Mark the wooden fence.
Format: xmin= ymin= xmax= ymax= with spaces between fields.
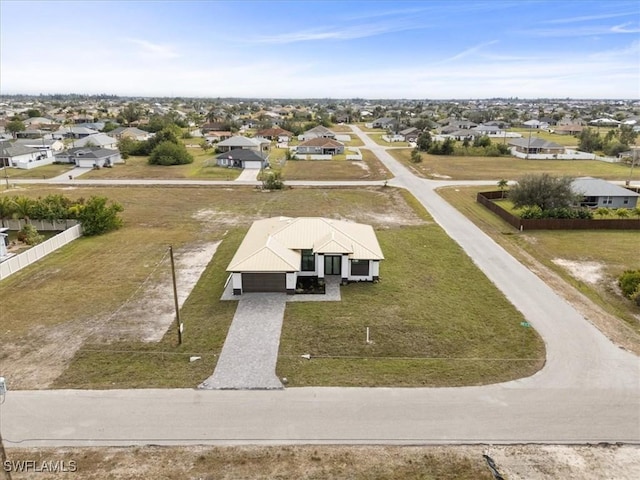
xmin=477 ymin=191 xmax=640 ymax=231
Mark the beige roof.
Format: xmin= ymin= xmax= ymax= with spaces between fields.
xmin=227 ymin=217 xmax=384 ymax=273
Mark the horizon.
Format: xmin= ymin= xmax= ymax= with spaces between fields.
xmin=1 ymin=0 xmax=639 ymax=100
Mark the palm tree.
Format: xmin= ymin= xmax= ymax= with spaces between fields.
xmin=11 ymin=196 xmax=35 ymax=228
xmin=0 ymin=196 xmax=15 ymax=228
xmin=497 ymin=179 xmax=508 ymax=198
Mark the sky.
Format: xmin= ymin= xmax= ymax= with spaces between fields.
xmin=1 ymin=0 xmax=639 ymax=99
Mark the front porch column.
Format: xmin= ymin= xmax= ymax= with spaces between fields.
xmin=286 ymin=272 xmax=296 ymax=295
xmin=232 ymin=272 xmax=242 ymax=295
xmin=341 ymin=254 xmax=349 ymax=285
xmin=372 ymin=260 xmax=380 ymax=281
xmin=317 ymin=254 xmax=324 ymax=278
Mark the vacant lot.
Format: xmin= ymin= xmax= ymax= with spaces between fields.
xmin=438 ymin=185 xmax=640 ymax=353
xmin=0 ymin=185 xmax=542 ymax=389
xmin=368 ymin=132 xmax=411 ymax=147
xmin=282 ymin=149 xmax=391 ymax=180
xmin=5 ymin=444 xmax=637 ymax=480
xmin=390 ymin=149 xmax=634 ymax=180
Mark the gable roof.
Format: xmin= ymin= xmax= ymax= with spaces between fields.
xmin=571 ymin=177 xmax=640 ymax=198
xmin=216 ymin=149 xmax=265 ymax=162
xmin=227 ymin=217 xmax=384 ymax=273
xmin=298 ymin=137 xmax=343 ymax=148
xmin=74 ymin=133 xmax=117 ymax=147
xmin=0 ymin=141 xmax=39 ymax=157
xmin=303 ymin=125 xmax=335 ymax=136
xmin=508 ymin=137 xmax=564 ymax=149
xmin=256 ymin=127 xmax=293 ymax=137
xmin=218 ymin=136 xmax=268 ymax=147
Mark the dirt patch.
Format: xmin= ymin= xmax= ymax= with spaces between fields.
xmin=1 ymin=242 xmax=220 ymax=389
xmin=4 ymin=444 xmax=637 ymax=480
xmin=552 ymin=259 xmax=604 ymax=285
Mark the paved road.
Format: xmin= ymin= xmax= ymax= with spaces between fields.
xmin=2 ymin=128 xmax=638 ymax=446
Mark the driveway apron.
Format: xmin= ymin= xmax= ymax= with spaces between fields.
xmin=200 ymin=293 xmax=286 ymax=390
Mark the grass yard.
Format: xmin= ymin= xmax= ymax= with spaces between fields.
xmin=3 ymin=164 xmax=74 ymax=179
xmin=509 ymin=128 xmax=580 ymax=147
xmin=80 ymin=144 xmax=241 ymax=180
xmin=389 ymin=148 xmax=635 ymax=181
xmin=1 ymin=186 xmax=543 ymax=389
xmin=280 ymin=148 xmax=391 ymax=181
xmin=368 ymin=132 xmax=411 ymax=147
xmin=342 ymin=134 xmax=365 ymax=147
xmin=437 ymin=186 xmax=640 ymax=349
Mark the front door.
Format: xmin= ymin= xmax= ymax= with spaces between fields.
xmin=324 ymin=255 xmax=341 ymax=275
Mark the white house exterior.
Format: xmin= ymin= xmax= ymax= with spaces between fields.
xmin=227 ymin=217 xmax=384 ymax=295
xmin=0 ymin=142 xmax=54 ymax=169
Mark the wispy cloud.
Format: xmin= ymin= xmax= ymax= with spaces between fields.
xmin=252 ymin=21 xmax=423 ymax=44
xmin=544 ymin=11 xmax=637 ymax=24
xmin=125 ymin=38 xmax=180 ymax=59
xmin=439 ymin=40 xmax=499 ymax=63
xmin=520 ymin=22 xmax=640 ymax=37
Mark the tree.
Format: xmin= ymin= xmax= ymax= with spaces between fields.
xmin=11 ymin=196 xmax=35 ymax=222
xmin=6 ymin=119 xmax=26 ymax=138
xmin=497 ymin=179 xmax=508 ymax=198
xmin=26 ymin=109 xmax=42 ymax=118
xmin=121 ymin=103 xmax=142 ymax=125
xmin=440 ymin=137 xmax=455 ymax=155
xmin=509 ymin=173 xmax=579 ymax=211
xmin=0 ymin=196 xmax=15 ymax=227
xmin=416 ymin=132 xmax=432 ymax=152
xmin=618 ymin=124 xmax=638 ymax=147
xmin=410 ymin=148 xmax=422 ymax=163
xmin=148 ymin=141 xmax=194 ymax=166
xmin=578 ymin=127 xmax=603 ymax=153
xmin=117 ymin=137 xmax=139 ymax=159
xmin=76 ymin=196 xmax=124 ymax=236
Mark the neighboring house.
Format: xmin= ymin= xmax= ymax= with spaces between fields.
xmin=201 ymin=122 xmax=227 ymax=133
xmin=56 ymin=146 xmax=122 ymax=168
xmin=371 ymin=117 xmax=395 ymax=129
xmin=73 ymin=133 xmax=118 ymax=150
xmin=553 ymin=125 xmax=584 ymax=135
xmin=508 ymin=137 xmax=565 ymax=155
xmin=216 ymin=149 xmax=268 ymax=169
xmin=0 ymin=228 xmax=8 ymax=258
xmin=205 ymin=131 xmax=233 ymax=143
xmin=52 ymin=126 xmax=98 ymax=139
xmin=522 ymin=119 xmax=550 ymax=130
xmin=572 ymin=177 xmax=639 ymax=209
xmin=472 ymin=124 xmax=504 ymax=136
xmin=296 ymin=138 xmax=345 ymax=155
xmin=299 ymin=125 xmax=336 ymax=141
xmin=256 ymin=127 xmax=293 ymax=142
xmin=0 ymin=141 xmax=53 ymax=169
xmin=107 ymin=127 xmax=151 ymax=141
xmin=13 ymin=138 xmax=65 ymax=153
xmin=226 ymin=217 xmax=384 ymax=294
xmin=399 ymin=127 xmax=420 ymax=142
xmin=448 ymin=119 xmax=477 ymax=130
xmin=589 ymin=118 xmax=621 ymax=126
xmin=23 ymin=117 xmax=58 ymax=130
xmin=217 ymin=136 xmax=270 ymax=156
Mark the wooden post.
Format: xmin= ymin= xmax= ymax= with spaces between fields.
xmin=169 ymin=246 xmax=182 ymax=345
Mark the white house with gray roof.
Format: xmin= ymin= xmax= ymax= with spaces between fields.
xmin=227 ymin=217 xmax=384 ymax=295
xmin=572 ymin=177 xmax=639 ymax=209
xmin=0 ymin=141 xmax=54 ymax=169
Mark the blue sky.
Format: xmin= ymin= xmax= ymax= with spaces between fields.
xmin=1 ymin=0 xmax=639 ymax=99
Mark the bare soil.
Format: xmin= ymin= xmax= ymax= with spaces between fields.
xmin=4 ymin=444 xmax=637 ymax=479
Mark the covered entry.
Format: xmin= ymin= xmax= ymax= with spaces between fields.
xmin=242 ymin=273 xmax=286 ymax=292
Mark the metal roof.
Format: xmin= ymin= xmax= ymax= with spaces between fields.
xmin=227 ymin=217 xmax=384 ymax=273
xmin=571 ymin=177 xmax=640 ymax=198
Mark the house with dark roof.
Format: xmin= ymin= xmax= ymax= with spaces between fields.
xmin=296 ymin=138 xmax=345 ymax=156
xmin=0 ymin=141 xmax=53 ymax=169
xmin=56 ymin=147 xmax=122 ymax=168
xmin=572 ymin=177 xmax=639 ymax=209
xmin=508 ymin=137 xmax=565 ymax=155
xmin=371 ymin=117 xmax=395 ymax=129
xmin=216 ymin=149 xmax=268 ymax=169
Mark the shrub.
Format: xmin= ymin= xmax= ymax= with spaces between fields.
xmin=262 ymin=170 xmax=284 ymax=190
xmin=148 ymin=141 xmax=194 ymax=166
xmin=519 ymin=205 xmax=543 ymax=219
xmin=17 ymin=224 xmax=44 ymax=245
xmin=618 ymin=270 xmax=640 ymax=298
xmin=615 ymin=208 xmax=630 ymax=218
xmin=410 ymin=148 xmax=422 ymax=163
xmin=76 ymin=196 xmax=124 ymax=236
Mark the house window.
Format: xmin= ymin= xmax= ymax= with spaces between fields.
xmin=301 ymin=249 xmax=315 ymax=271
xmin=351 ymin=259 xmax=369 ymax=276
xmin=623 ymin=197 xmax=629 ymax=205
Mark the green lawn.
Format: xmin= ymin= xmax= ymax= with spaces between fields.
xmin=509 ymin=129 xmax=580 ymax=147
xmin=389 ymin=149 xmax=635 ymax=181
xmin=2 ymin=186 xmax=543 ymax=388
xmin=3 ymin=164 xmax=74 ymax=179
xmin=437 ymin=185 xmax=640 ymax=347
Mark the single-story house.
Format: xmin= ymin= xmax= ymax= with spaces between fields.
xmin=522 ymin=119 xmax=550 ymax=130
xmin=371 ymin=117 xmax=395 ymax=129
xmin=256 ymin=127 xmax=293 ymax=142
xmin=204 ymin=131 xmax=233 ymax=143
xmin=52 ymin=126 xmax=98 ymax=139
xmin=572 ymin=177 xmax=639 ymax=209
xmin=56 ymin=147 xmax=122 ymax=168
xmin=216 ymin=149 xmax=268 ymax=169
xmin=73 ymin=133 xmax=118 ymax=150
xmin=13 ymin=138 xmax=65 ymax=153
xmin=0 ymin=141 xmax=53 ymax=169
xmin=296 ymin=137 xmax=345 ymax=155
xmin=227 ymin=217 xmax=384 ymax=294
xmin=508 ymin=137 xmax=565 ymax=155
xmin=298 ymin=125 xmax=336 ymax=141
xmin=217 ymin=136 xmax=270 ymax=156
xmin=472 ymin=124 xmax=504 ymax=136
xmin=553 ymin=125 xmax=584 ymax=136
xmin=399 ymin=127 xmax=420 ymax=142
xmin=107 ymin=127 xmax=151 ymax=141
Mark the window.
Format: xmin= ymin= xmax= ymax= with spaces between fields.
xmin=623 ymin=197 xmax=629 ymax=205
xmin=351 ymin=259 xmax=369 ymax=276
xmin=301 ymin=249 xmax=315 ymax=271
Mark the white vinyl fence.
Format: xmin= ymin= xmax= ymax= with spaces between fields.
xmin=0 ymin=224 xmax=82 ymax=280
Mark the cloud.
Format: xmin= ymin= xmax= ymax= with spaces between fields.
xmin=521 ymin=22 xmax=640 ymax=37
xmin=544 ymin=11 xmax=638 ymax=24
xmin=252 ymin=21 xmax=423 ymax=44
xmin=125 ymin=38 xmax=180 ymax=59
xmin=439 ymin=40 xmax=499 ymax=63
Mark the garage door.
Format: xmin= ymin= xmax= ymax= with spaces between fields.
xmin=243 ymin=160 xmax=263 ymax=169
xmin=242 ymin=273 xmax=286 ymax=292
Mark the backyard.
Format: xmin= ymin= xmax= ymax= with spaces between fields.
xmin=0 ymin=185 xmax=542 ymax=389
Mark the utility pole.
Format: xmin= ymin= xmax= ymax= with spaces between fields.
xmin=169 ymin=246 xmax=183 ymax=345
xmin=627 ymin=148 xmax=637 ymax=187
